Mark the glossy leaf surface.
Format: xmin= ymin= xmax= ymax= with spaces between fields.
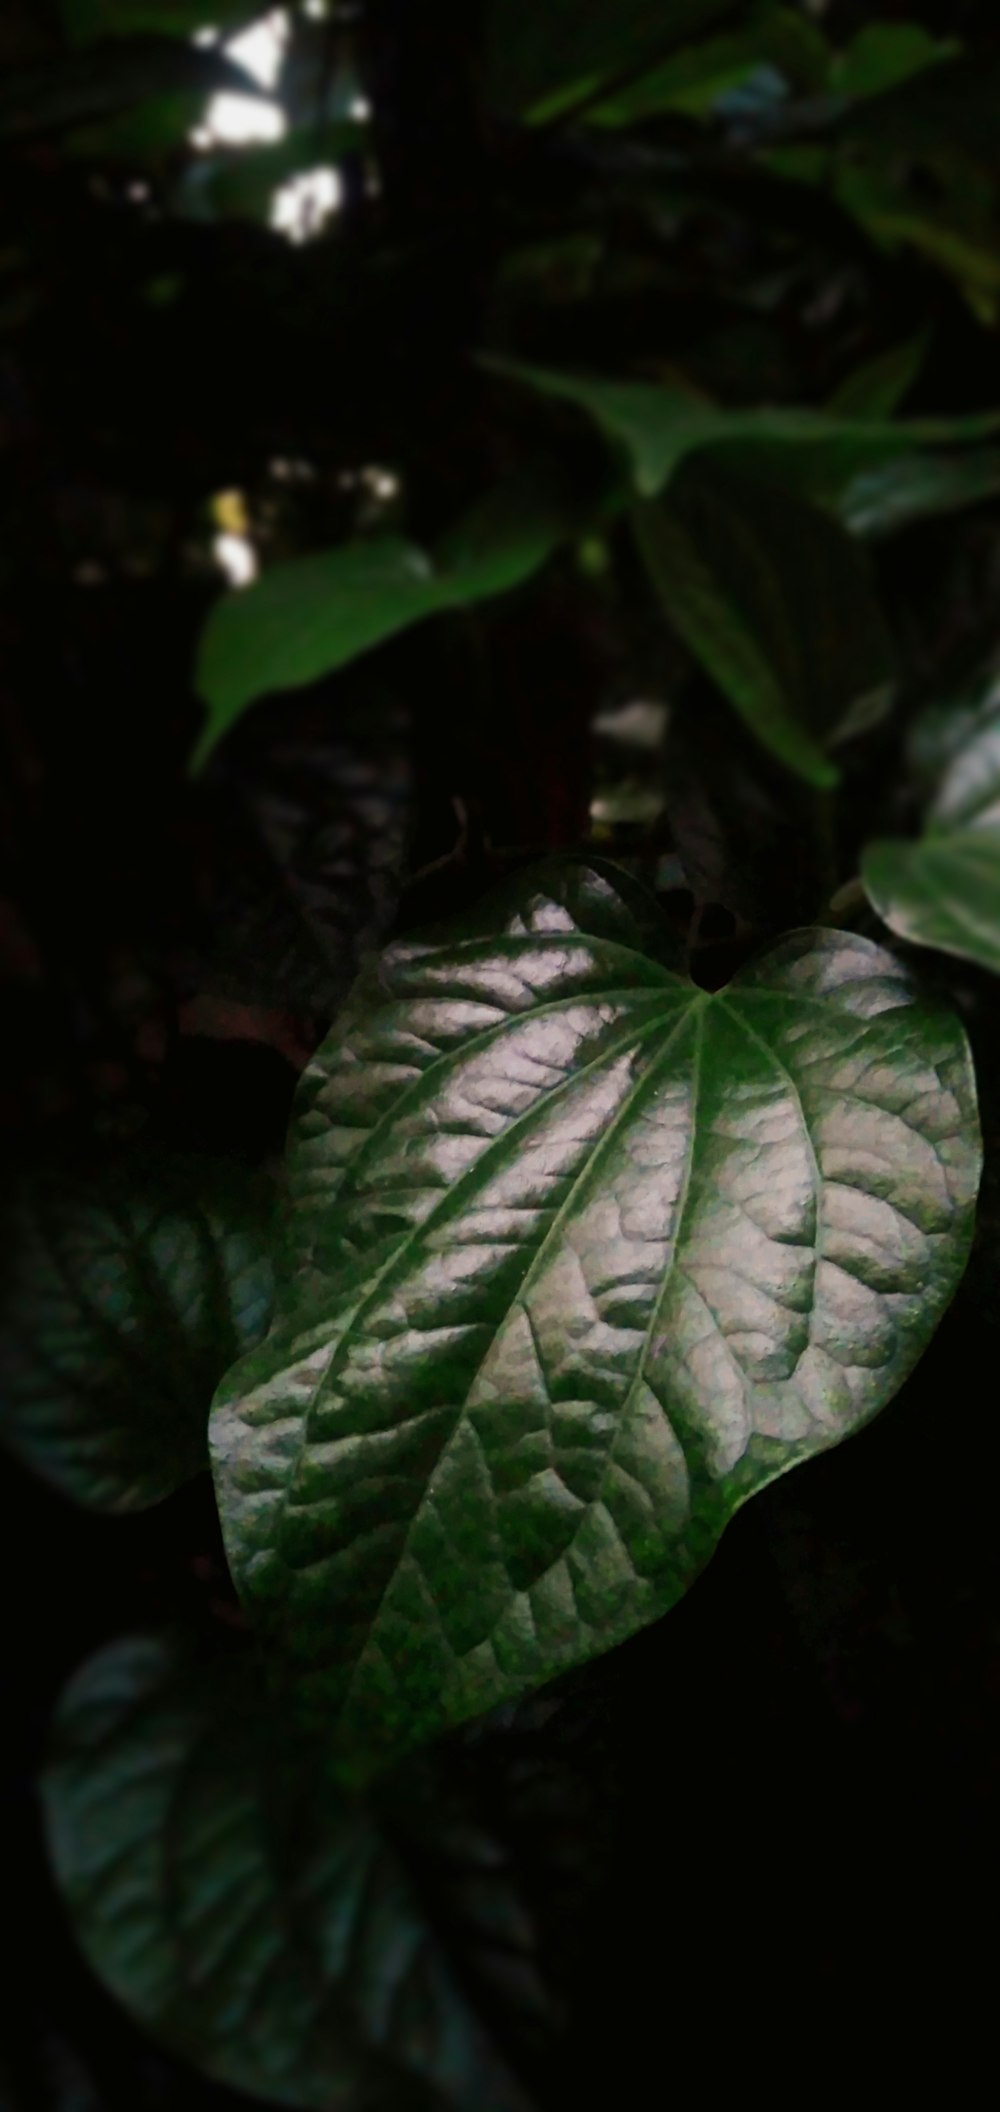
xmin=863 ymin=686 xmax=1000 ymax=975
xmin=43 ymin=1635 xmax=531 ymax=2112
xmin=0 ymin=1155 xmax=274 ymax=1511
xmin=211 ymin=863 xmax=980 ymax=1779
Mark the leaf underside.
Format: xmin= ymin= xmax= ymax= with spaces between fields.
xmin=210 ymin=861 xmax=980 ymax=1780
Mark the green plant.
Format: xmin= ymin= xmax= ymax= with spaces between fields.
xmin=3 ymin=1 xmax=1000 ymax=2105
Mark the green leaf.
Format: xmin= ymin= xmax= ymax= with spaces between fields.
xmin=633 ymin=461 xmax=893 ymax=785
xmin=826 ymin=333 xmax=929 ymax=420
xmin=61 ymin=1 xmax=257 ymax=39
xmin=0 ymin=38 xmax=264 ymax=141
xmin=837 ymin=449 xmax=1000 ymax=538
xmin=194 ymin=477 xmax=567 ymax=768
xmin=210 ymin=860 xmax=980 ymax=1781
xmin=483 ymin=356 xmax=1000 ymax=500
xmin=582 ymin=5 xmax=829 ymax=126
xmin=863 ymin=683 xmax=1000 ymax=975
xmin=43 ymin=1634 xmax=532 ymax=2112
xmin=831 ymin=24 xmax=960 ymax=104
xmin=484 ymin=0 xmax=736 ymax=123
xmin=0 ymin=1155 xmax=274 ymax=1512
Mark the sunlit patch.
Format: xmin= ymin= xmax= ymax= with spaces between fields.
xmin=192 ymin=10 xmax=290 ymax=149
xmin=213 ymin=532 xmax=259 ymax=587
xmin=269 ymin=166 xmax=343 ymax=243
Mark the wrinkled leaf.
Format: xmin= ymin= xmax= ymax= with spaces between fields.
xmin=210 ymin=860 xmax=980 ymax=1781
xmin=0 ymin=38 xmax=263 ymax=141
xmin=484 ymin=356 xmax=1000 ymax=500
xmin=863 ymin=682 xmax=1000 ymax=975
xmin=0 ymin=1154 xmax=274 ymax=1511
xmin=43 ymin=1634 xmax=532 ymax=2112
xmin=195 ymin=477 xmax=567 ymax=766
xmin=633 ymin=460 xmax=893 ymax=784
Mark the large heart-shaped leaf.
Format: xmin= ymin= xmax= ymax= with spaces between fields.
xmin=43 ymin=1634 xmax=533 ymax=2112
xmin=863 ymin=683 xmax=1000 ymax=975
xmin=0 ymin=1154 xmax=274 ymax=1511
xmin=194 ymin=476 xmax=567 ymax=768
xmin=633 ymin=460 xmax=893 ymax=786
xmin=485 ymin=357 xmax=1000 ymax=501
xmin=210 ymin=861 xmax=980 ymax=1781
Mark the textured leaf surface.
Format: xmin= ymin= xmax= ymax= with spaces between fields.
xmin=194 ymin=479 xmax=565 ymax=766
xmin=863 ymin=686 xmax=1000 ymax=975
xmin=633 ymin=462 xmax=892 ymax=784
xmin=210 ymin=862 xmax=980 ymax=1779
xmin=43 ymin=1635 xmax=531 ymax=2112
xmin=486 ymin=357 xmax=1000 ymax=500
xmin=0 ymin=1156 xmax=274 ymax=1511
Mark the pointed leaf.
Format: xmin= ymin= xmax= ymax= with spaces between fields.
xmin=863 ymin=683 xmax=1000 ymax=975
xmin=194 ymin=479 xmax=567 ymax=767
xmin=484 ymin=356 xmax=1000 ymax=500
xmin=210 ymin=862 xmax=980 ymax=1781
xmin=0 ymin=1155 xmax=274 ymax=1511
xmin=633 ymin=461 xmax=893 ymax=784
xmin=43 ymin=1635 xmax=532 ymax=2112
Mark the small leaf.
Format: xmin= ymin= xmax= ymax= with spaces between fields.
xmin=0 ymin=38 xmax=264 ymax=141
xmin=831 ymin=23 xmax=959 ymax=103
xmin=633 ymin=461 xmax=893 ymax=784
xmin=194 ymin=477 xmax=567 ymax=767
xmin=210 ymin=861 xmax=980 ymax=1781
xmin=827 ymin=333 xmax=929 ymax=420
xmin=43 ymin=1634 xmax=532 ymax=2112
xmin=837 ymin=450 xmax=1000 ymax=539
xmin=484 ymin=355 xmax=1000 ymax=500
xmin=484 ymin=0 xmax=735 ymax=123
xmin=0 ymin=1154 xmax=274 ymax=1512
xmin=863 ymin=682 xmax=1000 ymax=975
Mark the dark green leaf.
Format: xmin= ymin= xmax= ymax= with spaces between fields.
xmin=826 ymin=333 xmax=928 ymax=420
xmin=582 ymin=5 xmax=829 ymax=126
xmin=484 ymin=0 xmax=736 ymax=124
xmin=483 ymin=356 xmax=1000 ymax=500
xmin=633 ymin=461 xmax=893 ymax=784
xmin=863 ymin=683 xmax=1000 ymax=974
xmin=210 ymin=861 xmax=980 ymax=1781
xmin=43 ymin=1634 xmax=532 ymax=2112
xmin=0 ymin=1155 xmax=274 ymax=1512
xmin=0 ymin=38 xmax=264 ymax=141
xmin=837 ymin=450 xmax=1000 ymax=538
xmin=831 ymin=24 xmax=959 ymax=104
xmin=61 ymin=1 xmax=257 ymax=40
xmin=194 ymin=478 xmax=568 ymax=768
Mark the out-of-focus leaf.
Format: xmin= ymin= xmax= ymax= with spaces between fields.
xmin=837 ymin=450 xmax=1000 ymax=539
xmin=44 ymin=1634 xmax=534 ymax=2112
xmin=484 ymin=356 xmax=1000 ymax=500
xmin=0 ymin=1154 xmax=274 ymax=1512
xmin=195 ymin=476 xmax=568 ymax=766
xmin=863 ymin=681 xmax=1000 ymax=976
xmin=827 ymin=333 xmax=928 ymax=420
xmin=204 ymin=700 xmax=412 ymax=1014
xmin=633 ymin=460 xmax=892 ymax=785
xmin=831 ymin=24 xmax=959 ymax=104
xmin=0 ymin=38 xmax=265 ymax=140
xmin=61 ymin=1 xmax=256 ymax=39
xmin=834 ymin=164 xmax=1000 ymax=325
xmin=583 ymin=4 xmax=829 ymax=125
xmin=485 ymin=0 xmax=736 ymax=123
